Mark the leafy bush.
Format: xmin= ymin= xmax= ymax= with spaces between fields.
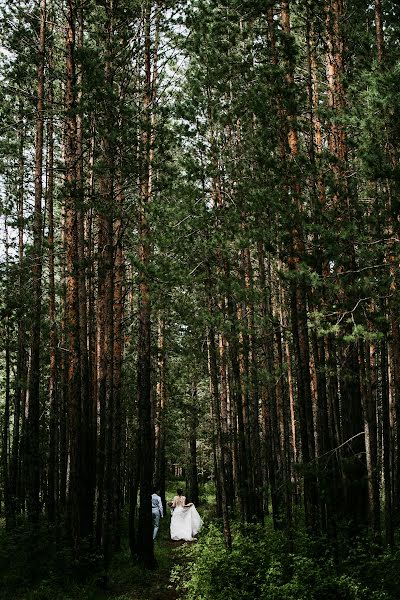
xmin=172 ymin=524 xmax=275 ymax=600
xmin=172 ymin=523 xmax=395 ymax=600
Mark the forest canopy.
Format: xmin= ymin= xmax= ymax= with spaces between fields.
xmin=1 ymin=0 xmax=400 ymax=598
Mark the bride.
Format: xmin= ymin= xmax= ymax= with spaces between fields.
xmin=169 ymin=488 xmax=203 ymax=541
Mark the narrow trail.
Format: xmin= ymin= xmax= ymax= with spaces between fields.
xmin=107 ymin=524 xmax=191 ymax=600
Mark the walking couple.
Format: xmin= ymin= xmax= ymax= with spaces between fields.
xmin=152 ymin=487 xmax=203 ymax=542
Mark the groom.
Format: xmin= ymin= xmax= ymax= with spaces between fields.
xmin=151 ymin=488 xmax=164 ymax=540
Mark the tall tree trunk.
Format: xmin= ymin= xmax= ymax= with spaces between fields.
xmin=325 ymin=0 xmax=368 ymax=530
xmin=226 ymin=277 xmax=250 ymax=522
xmin=381 ymin=336 xmax=394 ymax=546
xmin=154 ymin=316 xmax=167 ymax=511
xmin=242 ymin=244 xmax=263 ymax=522
xmin=65 ymin=0 xmax=82 ymax=548
xmin=136 ymin=1 xmax=155 ymax=567
xmin=47 ymin=45 xmax=59 ymax=524
xmin=26 ymin=0 xmax=46 ymax=524
xmin=374 ymin=0 xmax=400 ymax=527
xmin=218 ymin=330 xmax=233 ymax=514
xmin=257 ymin=242 xmax=284 ymax=528
xmin=207 ymin=291 xmax=232 ymax=548
xmin=281 ymin=0 xmax=318 ymax=531
xmin=96 ymin=8 xmax=117 ymax=567
xmin=75 ymin=3 xmax=94 ymax=543
xmin=10 ymin=103 xmax=27 ymax=524
xmin=113 ymin=177 xmax=125 ymax=550
xmin=360 ymin=340 xmax=380 ymax=539
xmin=3 ymin=217 xmax=11 ymax=530
xmin=188 ymin=381 xmax=199 ymax=507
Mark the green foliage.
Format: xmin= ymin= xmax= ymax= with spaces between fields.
xmin=0 ymin=522 xmax=104 ymax=600
xmin=172 ymin=523 xmax=399 ymax=600
xmin=0 ymin=514 xmax=179 ymax=600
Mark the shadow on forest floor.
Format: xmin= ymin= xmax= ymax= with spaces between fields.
xmin=106 ymin=521 xmax=191 ymax=600
xmin=0 ymin=516 xmax=194 ymax=600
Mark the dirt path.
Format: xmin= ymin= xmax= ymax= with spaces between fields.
xmin=106 ymin=527 xmax=191 ymax=600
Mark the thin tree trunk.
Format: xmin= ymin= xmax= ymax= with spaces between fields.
xmin=136 ymin=1 xmax=155 ymax=567
xmin=65 ymin=0 xmax=82 ymax=548
xmin=207 ymin=294 xmax=232 ymax=548
xmin=188 ymin=381 xmax=199 ymax=507
xmin=47 ymin=46 xmax=59 ymax=524
xmin=325 ymin=0 xmax=368 ymax=530
xmin=75 ymin=4 xmax=94 ymax=543
xmin=226 ymin=279 xmax=250 ymax=522
xmin=381 ymin=336 xmax=394 ymax=546
xmin=257 ymin=242 xmax=284 ymax=529
xmin=113 ymin=177 xmax=125 ymax=550
xmin=154 ymin=316 xmax=167 ymax=511
xmin=10 ymin=103 xmax=27 ymax=524
xmin=3 ymin=217 xmax=11 ymax=530
xmin=218 ymin=330 xmax=233 ymax=513
xmin=281 ymin=0 xmax=318 ymax=531
xmin=26 ymin=0 xmax=46 ymax=524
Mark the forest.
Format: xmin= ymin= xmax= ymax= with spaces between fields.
xmin=1 ymin=0 xmax=400 ymax=599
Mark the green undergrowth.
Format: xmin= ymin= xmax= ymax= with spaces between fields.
xmin=171 ymin=522 xmax=400 ymax=600
xmin=0 ymin=516 xmax=177 ymax=600
xmin=0 ymin=482 xmax=213 ymax=600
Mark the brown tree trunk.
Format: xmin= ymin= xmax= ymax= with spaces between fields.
xmin=325 ymin=0 xmax=368 ymax=530
xmin=381 ymin=336 xmax=394 ymax=546
xmin=242 ymin=244 xmax=263 ymax=522
xmin=154 ymin=316 xmax=167 ymax=511
xmin=226 ymin=275 xmax=250 ymax=522
xmin=3 ymin=219 xmax=11 ymax=530
xmin=96 ymin=24 xmax=117 ymax=571
xmin=360 ymin=341 xmax=380 ymax=539
xmin=113 ymin=177 xmax=125 ymax=550
xmin=26 ymin=0 xmax=46 ymax=524
xmin=136 ymin=1 xmax=155 ymax=567
xmin=218 ymin=330 xmax=234 ymax=513
xmin=207 ymin=295 xmax=232 ymax=548
xmin=129 ymin=433 xmax=140 ymax=556
xmin=75 ymin=4 xmax=94 ymax=543
xmin=257 ymin=242 xmax=284 ymax=528
xmin=281 ymin=0 xmax=318 ymax=531
xmin=59 ymin=301 xmax=69 ymax=513
xmin=47 ymin=47 xmax=59 ymax=524
xmin=65 ymin=0 xmax=82 ymax=548
xmin=188 ymin=381 xmax=199 ymax=507
xmin=10 ymin=103 xmax=27 ymax=524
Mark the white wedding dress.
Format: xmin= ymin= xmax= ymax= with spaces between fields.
xmin=170 ymin=496 xmax=203 ymax=541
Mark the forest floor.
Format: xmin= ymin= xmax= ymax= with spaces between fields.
xmin=1 ymin=482 xmax=214 ymax=599
xmin=103 ymin=519 xmax=188 ymax=600
xmin=0 ymin=515 xmax=190 ymax=600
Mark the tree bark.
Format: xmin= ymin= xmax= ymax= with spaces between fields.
xmin=10 ymin=102 xmax=27 ymax=524
xmin=47 ymin=45 xmax=59 ymax=524
xmin=3 ymin=218 xmax=11 ymax=529
xmin=65 ymin=0 xmax=82 ymax=548
xmin=136 ymin=1 xmax=155 ymax=567
xmin=207 ymin=296 xmax=232 ymax=549
xmin=381 ymin=336 xmax=394 ymax=546
xmin=113 ymin=177 xmax=125 ymax=550
xmin=188 ymin=381 xmax=199 ymax=507
xmin=154 ymin=316 xmax=167 ymax=511
xmin=26 ymin=0 xmax=46 ymax=524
